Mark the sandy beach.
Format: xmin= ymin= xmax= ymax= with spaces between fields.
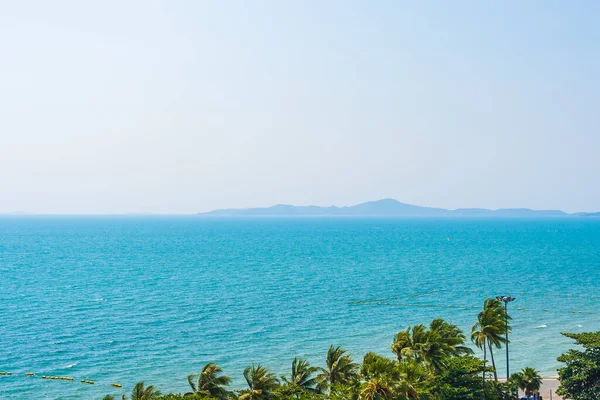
xmin=536 ymin=379 xmax=561 ymax=400
xmin=501 ymin=378 xmax=562 ymax=399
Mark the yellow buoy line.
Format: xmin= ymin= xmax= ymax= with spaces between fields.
xmin=0 ymin=372 xmax=122 ymax=388
xmin=43 ymin=376 xmax=75 ymax=381
xmin=347 ymin=301 xmax=594 ymax=314
xmin=349 ymin=289 xmax=600 ymax=305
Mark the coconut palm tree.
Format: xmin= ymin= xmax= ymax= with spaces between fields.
xmin=361 ymin=353 xmax=399 ymax=380
xmin=187 ymin=362 xmax=231 ymax=399
xmin=238 ymin=364 xmax=279 ymax=400
xmin=470 ymin=322 xmax=488 ymax=384
xmin=511 ymin=367 xmax=542 ymax=397
xmin=394 ymin=359 xmax=432 ymax=400
xmin=316 ymin=345 xmax=359 ymax=393
xmin=392 ymin=319 xmax=471 ymax=372
xmin=424 ymin=319 xmax=472 ymax=372
xmin=130 ymin=382 xmax=161 ymax=400
xmin=281 ymin=357 xmax=321 ymax=395
xmin=471 ymin=298 xmax=509 ymax=381
xmin=359 ymin=353 xmax=399 ymax=400
xmin=391 ymin=330 xmax=410 ymax=362
xmin=391 ymin=325 xmax=428 ymax=363
xmin=360 ymin=377 xmax=395 ymax=400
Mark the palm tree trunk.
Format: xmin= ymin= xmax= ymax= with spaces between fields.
xmin=482 ymin=342 xmax=487 ymax=386
xmin=487 ymin=340 xmax=498 ymax=381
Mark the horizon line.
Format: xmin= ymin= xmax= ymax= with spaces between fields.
xmin=2 ymin=198 xmax=599 ymax=216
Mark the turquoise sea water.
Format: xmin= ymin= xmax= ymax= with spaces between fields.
xmin=1 ymin=216 xmax=599 ymax=399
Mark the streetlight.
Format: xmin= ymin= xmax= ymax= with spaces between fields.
xmin=496 ymin=295 xmax=516 ymax=379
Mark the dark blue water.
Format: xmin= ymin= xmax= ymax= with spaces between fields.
xmin=1 ymin=217 xmax=599 ymax=399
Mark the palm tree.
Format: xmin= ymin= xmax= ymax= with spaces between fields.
xmin=238 ymin=364 xmax=279 ymax=400
xmin=187 ymin=362 xmax=231 ymax=399
xmin=281 ymin=357 xmax=321 ymax=395
xmin=130 ymin=382 xmax=161 ymax=400
xmin=359 ymin=353 xmax=399 ymax=400
xmin=360 ymin=378 xmax=395 ymax=400
xmin=471 ymin=298 xmax=510 ymax=381
xmin=361 ymin=353 xmax=399 ymax=380
xmin=317 ymin=345 xmax=359 ymax=392
xmin=424 ymin=319 xmax=472 ymax=372
xmin=470 ymin=322 xmax=488 ymax=384
xmin=391 ymin=325 xmax=428 ymax=363
xmin=392 ymin=319 xmax=471 ymax=372
xmin=391 ymin=330 xmax=409 ymax=362
xmin=394 ymin=360 xmax=432 ymax=400
xmin=511 ymin=367 xmax=542 ymax=397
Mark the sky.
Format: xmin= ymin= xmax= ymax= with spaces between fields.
xmin=1 ymin=1 xmax=599 ymax=214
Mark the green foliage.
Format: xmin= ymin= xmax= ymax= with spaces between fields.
xmin=187 ymin=363 xmax=232 ymax=399
xmin=391 ymin=319 xmax=471 ymax=372
xmin=562 ymin=331 xmax=600 ymax=348
xmin=329 ymin=381 xmax=360 ymax=400
xmin=280 ymin=357 xmax=321 ymax=395
xmin=556 ymin=331 xmax=600 ymax=400
xmin=484 ymin=381 xmax=515 ymax=400
xmin=432 ymin=355 xmax=512 ymax=400
xmin=131 ymin=382 xmax=162 ymax=400
xmin=271 ymin=386 xmax=324 ymax=400
xmin=238 ymin=364 xmax=280 ymax=399
xmin=316 ymin=345 xmax=359 ymax=392
xmin=158 ymin=394 xmax=212 ymax=400
xmin=431 ymin=355 xmax=487 ymax=400
xmin=359 ymin=352 xmax=401 ymax=399
xmin=393 ymin=359 xmax=433 ymax=399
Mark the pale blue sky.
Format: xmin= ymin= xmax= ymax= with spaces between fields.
xmin=1 ymin=1 xmax=599 ymax=213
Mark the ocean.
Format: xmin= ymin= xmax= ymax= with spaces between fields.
xmin=1 ymin=216 xmax=599 ymax=399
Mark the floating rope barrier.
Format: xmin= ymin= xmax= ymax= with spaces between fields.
xmin=0 ymin=372 xmax=120 ymax=389
xmin=41 ymin=376 xmax=75 ymax=381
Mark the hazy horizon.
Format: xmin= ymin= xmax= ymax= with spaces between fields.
xmin=2 ymin=1 xmax=599 ymax=214
xmin=2 ymin=197 xmax=599 ymax=215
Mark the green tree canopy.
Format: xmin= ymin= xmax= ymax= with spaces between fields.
xmin=557 ymin=331 xmax=600 ymax=400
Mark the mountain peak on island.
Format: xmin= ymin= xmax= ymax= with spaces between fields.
xmin=198 ymin=199 xmax=577 ymax=217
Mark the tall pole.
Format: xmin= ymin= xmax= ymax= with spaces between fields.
xmin=496 ymin=296 xmax=515 ymax=380
xmin=505 ymin=301 xmax=509 ymax=378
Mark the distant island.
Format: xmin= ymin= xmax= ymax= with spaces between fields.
xmin=198 ymin=199 xmax=599 ymax=218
